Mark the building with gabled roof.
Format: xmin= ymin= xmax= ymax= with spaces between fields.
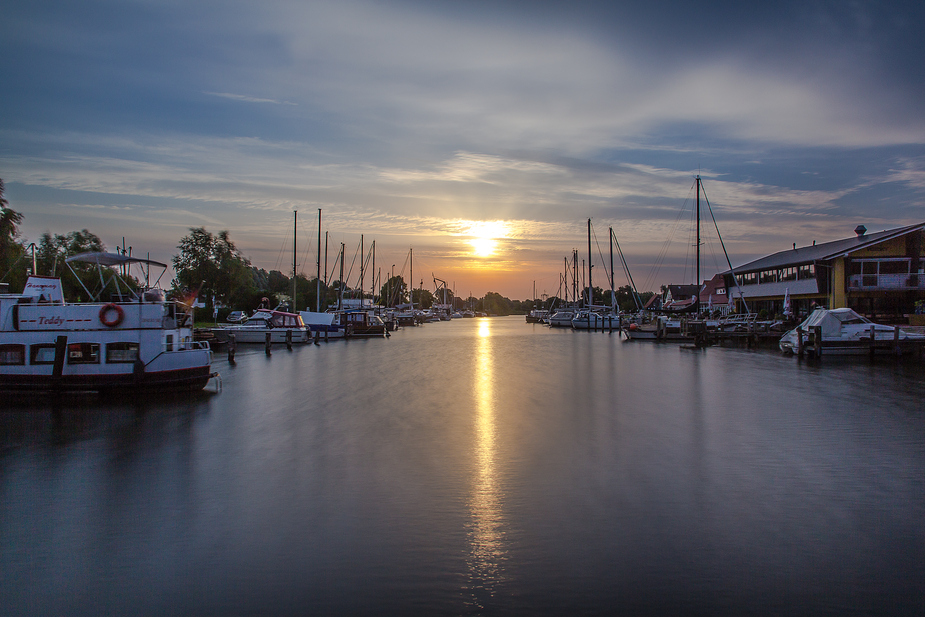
xmin=722 ymin=223 xmax=924 ymax=320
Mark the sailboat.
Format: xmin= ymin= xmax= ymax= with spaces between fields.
xmin=625 ymin=175 xmax=744 ymax=341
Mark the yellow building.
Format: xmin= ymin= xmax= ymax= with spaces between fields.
xmin=723 ymin=223 xmax=924 ymax=321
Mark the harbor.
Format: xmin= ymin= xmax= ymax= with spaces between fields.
xmin=2 ymin=316 xmax=924 ymax=616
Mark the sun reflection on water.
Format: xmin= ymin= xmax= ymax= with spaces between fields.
xmin=466 ymin=318 xmax=506 ymax=606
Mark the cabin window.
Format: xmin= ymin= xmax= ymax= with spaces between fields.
xmin=106 ymin=342 xmax=139 ymax=363
xmin=0 ymin=344 xmax=26 ymax=365
xmin=165 ymin=335 xmax=174 ymax=351
xmin=67 ymin=342 xmax=100 ymax=364
xmin=30 ymin=344 xmax=57 ymax=365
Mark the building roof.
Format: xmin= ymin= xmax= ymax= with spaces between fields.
xmin=732 ymin=223 xmax=924 ymax=273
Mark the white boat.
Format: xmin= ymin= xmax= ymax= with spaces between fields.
xmin=0 ymin=253 xmax=214 ymax=393
xmin=548 ymin=309 xmax=577 ymax=328
xmin=212 ymin=309 xmax=308 ymax=344
xmin=779 ymin=307 xmax=925 ymax=355
xmin=299 ymin=310 xmax=347 ymax=339
xmin=570 ymin=310 xmax=620 ymax=330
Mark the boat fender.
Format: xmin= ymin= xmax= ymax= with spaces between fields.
xmin=99 ymin=303 xmax=125 ymax=327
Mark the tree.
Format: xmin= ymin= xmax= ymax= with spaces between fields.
xmin=36 ymin=230 xmax=109 ymax=301
xmin=482 ymin=291 xmax=512 ymax=315
xmin=412 ymin=287 xmax=434 ymax=309
xmin=379 ymin=275 xmax=406 ymax=307
xmin=0 ymin=179 xmax=26 ymax=290
xmin=173 ymin=227 xmax=254 ymax=310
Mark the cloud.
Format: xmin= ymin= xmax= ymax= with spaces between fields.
xmin=204 ymin=92 xmax=297 ymax=106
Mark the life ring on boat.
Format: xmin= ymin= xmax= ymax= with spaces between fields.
xmin=99 ymin=303 xmax=124 ymax=327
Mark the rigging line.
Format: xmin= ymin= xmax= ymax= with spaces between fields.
xmin=274 ymin=222 xmax=292 ymax=274
xmin=611 ymin=228 xmax=643 ymax=310
xmin=642 ymin=196 xmax=690 ymax=294
xmin=344 ymin=242 xmax=360 ymax=295
xmin=701 ymin=184 xmax=750 ymax=313
xmin=590 ymin=223 xmax=613 ymax=291
xmin=298 ymin=215 xmax=318 ymax=278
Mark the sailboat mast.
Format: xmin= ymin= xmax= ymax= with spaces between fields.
xmin=609 ymin=226 xmax=615 ymax=309
xmin=338 ymin=243 xmax=345 ymax=311
xmin=360 ymin=234 xmax=364 ymax=309
xmin=410 ymin=248 xmax=414 ymax=312
xmin=316 ymin=209 xmax=322 ymax=312
xmin=292 ymin=210 xmax=297 ymax=312
xmin=587 ymin=218 xmax=592 ymax=307
xmin=696 ymin=176 xmax=701 ymax=288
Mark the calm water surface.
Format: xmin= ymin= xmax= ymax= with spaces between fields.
xmin=2 ymin=316 xmax=923 ymax=616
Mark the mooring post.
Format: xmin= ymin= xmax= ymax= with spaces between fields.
xmin=286 ymin=329 xmax=293 ymax=351
xmin=796 ymin=326 xmax=804 ymax=357
xmin=265 ymin=332 xmax=272 ymax=355
xmin=228 ymin=334 xmax=236 ymax=364
xmin=314 ymin=330 xmax=320 ymax=345
xmin=813 ymin=325 xmax=822 ymax=357
xmin=869 ymin=324 xmax=876 ymax=358
xmin=894 ymin=325 xmax=901 ymax=356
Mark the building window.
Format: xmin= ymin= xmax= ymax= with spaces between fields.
xmin=67 ymin=343 xmax=100 ymax=364
xmin=780 ymin=267 xmax=797 ymax=282
xmin=0 ymin=344 xmax=26 ymax=365
xmin=106 ymin=342 xmax=139 ymax=363
xmin=798 ymin=264 xmax=814 ymax=279
xmin=30 ymin=344 xmax=57 ymax=365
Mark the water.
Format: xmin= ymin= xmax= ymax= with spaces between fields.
xmin=2 ymin=317 xmax=923 ymax=616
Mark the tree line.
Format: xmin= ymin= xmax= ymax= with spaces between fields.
xmin=1 ymin=180 xmax=653 ymax=316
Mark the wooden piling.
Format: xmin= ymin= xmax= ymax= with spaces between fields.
xmin=796 ymin=326 xmax=804 ymax=357
xmin=265 ymin=332 xmax=272 ymax=355
xmin=228 ymin=334 xmax=236 ymax=364
xmin=286 ymin=329 xmax=293 ymax=350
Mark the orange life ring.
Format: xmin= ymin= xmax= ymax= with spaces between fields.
xmin=99 ymin=303 xmax=124 ymax=327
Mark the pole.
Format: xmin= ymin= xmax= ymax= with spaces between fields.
xmin=316 ymin=208 xmax=322 ymax=312
xmin=587 ymin=219 xmax=592 ymax=308
xmin=339 ymin=243 xmax=345 ymax=311
xmin=292 ymin=210 xmax=297 ymax=312
xmin=696 ymin=177 xmax=701 ymax=289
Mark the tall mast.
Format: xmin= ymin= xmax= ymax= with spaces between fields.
xmin=292 ymin=210 xmax=297 ymax=312
xmin=410 ymin=248 xmax=414 ymax=312
xmin=609 ymin=225 xmax=615 ymax=310
xmin=587 ymin=218 xmax=592 ymax=307
xmin=316 ymin=209 xmax=322 ymax=312
xmin=360 ymin=234 xmax=364 ymax=309
xmin=696 ymin=176 xmax=701 ymax=288
xmin=338 ymin=243 xmax=345 ymax=311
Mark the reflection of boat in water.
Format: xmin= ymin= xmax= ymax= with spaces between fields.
xmin=779 ymin=308 xmax=925 ymax=355
xmin=212 ymin=309 xmax=308 ymax=344
xmin=0 ymin=253 xmax=214 ymax=393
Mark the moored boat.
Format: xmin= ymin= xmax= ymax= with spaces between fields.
xmin=779 ymin=307 xmax=925 ymax=355
xmin=0 ymin=253 xmax=214 ymax=393
xmin=212 ymin=309 xmax=308 ymax=344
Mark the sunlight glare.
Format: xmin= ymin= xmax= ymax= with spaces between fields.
xmin=467 ymin=221 xmax=508 ymax=258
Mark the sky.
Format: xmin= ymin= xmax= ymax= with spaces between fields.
xmin=2 ymin=0 xmax=924 ymax=300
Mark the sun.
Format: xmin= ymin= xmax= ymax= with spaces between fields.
xmin=467 ymin=221 xmax=508 ymax=258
